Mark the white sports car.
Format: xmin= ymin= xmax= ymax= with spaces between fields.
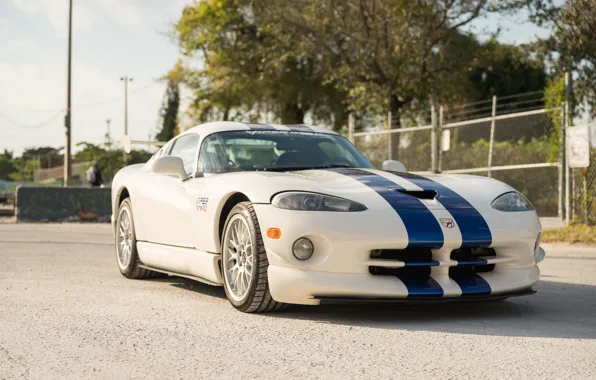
xmin=111 ymin=122 xmax=545 ymax=312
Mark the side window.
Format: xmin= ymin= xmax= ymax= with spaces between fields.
xmin=168 ymin=134 xmax=199 ymax=176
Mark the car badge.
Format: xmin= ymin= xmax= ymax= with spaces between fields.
xmin=440 ymin=218 xmax=455 ymax=229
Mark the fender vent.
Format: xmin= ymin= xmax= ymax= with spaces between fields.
xmin=394 ymin=189 xmax=437 ymax=200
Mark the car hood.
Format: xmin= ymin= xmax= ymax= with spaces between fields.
xmin=204 ymin=168 xmax=516 ymax=212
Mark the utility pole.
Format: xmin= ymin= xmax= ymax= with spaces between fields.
xmin=63 ymin=0 xmax=73 ymax=187
xmin=105 ymin=118 xmax=111 ymax=150
xmin=120 ymin=76 xmax=133 ymax=163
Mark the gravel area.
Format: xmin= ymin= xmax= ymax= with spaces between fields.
xmin=1 ymin=224 xmax=595 ymax=379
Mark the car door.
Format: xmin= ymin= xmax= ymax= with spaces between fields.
xmin=137 ymin=133 xmax=200 ymax=248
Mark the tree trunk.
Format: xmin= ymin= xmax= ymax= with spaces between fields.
xmin=280 ymin=102 xmax=305 ymax=124
xmin=389 ymin=96 xmax=402 ymax=161
xmin=332 ymin=107 xmax=348 ymax=133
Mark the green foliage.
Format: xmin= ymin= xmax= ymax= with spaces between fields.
xmin=542 ymin=224 xmax=596 ymax=243
xmin=0 ymin=150 xmax=18 ymax=180
xmin=530 ymin=0 xmax=596 ymax=113
xmin=8 ymin=157 xmax=41 ymax=182
xmin=156 ymin=79 xmax=181 ymax=141
xmin=468 ymin=39 xmax=547 ymax=101
xmin=21 ymin=146 xmax=63 ymax=169
xmin=544 ymin=74 xmax=566 ymax=160
xmin=173 ymin=0 xmax=356 ymax=130
xmin=172 ymin=0 xmax=548 ymax=134
xmin=75 ymin=142 xmax=152 ymax=182
xmin=253 ymin=0 xmax=530 ymax=117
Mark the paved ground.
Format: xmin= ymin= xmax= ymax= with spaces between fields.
xmin=1 ymin=224 xmax=595 ymax=380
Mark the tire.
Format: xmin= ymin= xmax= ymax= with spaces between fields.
xmin=221 ymin=202 xmax=286 ymax=313
xmin=115 ymin=198 xmax=164 ymax=279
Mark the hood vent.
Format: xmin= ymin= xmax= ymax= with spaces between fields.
xmin=394 ymin=189 xmax=437 ymax=200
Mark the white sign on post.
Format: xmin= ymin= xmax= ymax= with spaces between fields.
xmin=590 ymin=122 xmax=596 ymax=148
xmin=441 ymin=129 xmax=450 ymax=152
xmin=567 ymin=125 xmax=590 ymax=168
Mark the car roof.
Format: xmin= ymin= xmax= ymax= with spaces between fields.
xmin=180 ymin=121 xmax=339 ymax=138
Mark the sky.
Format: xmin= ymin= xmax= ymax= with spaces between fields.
xmin=0 ymin=1 xmax=553 ymax=156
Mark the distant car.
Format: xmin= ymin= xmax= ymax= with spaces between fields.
xmin=111 ymin=122 xmax=545 ymax=313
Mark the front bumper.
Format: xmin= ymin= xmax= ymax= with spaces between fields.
xmin=252 ymin=204 xmax=542 ymax=306
xmin=267 ymin=265 xmax=539 ymax=305
xmin=314 ymin=289 xmax=537 ymax=305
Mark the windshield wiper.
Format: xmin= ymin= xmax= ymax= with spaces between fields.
xmin=256 ymin=164 xmax=355 ymax=172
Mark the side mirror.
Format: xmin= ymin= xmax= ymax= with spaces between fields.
xmin=152 ymin=156 xmax=187 ymax=180
xmin=382 ymin=160 xmax=407 ymax=172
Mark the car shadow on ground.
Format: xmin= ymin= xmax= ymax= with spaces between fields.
xmin=161 ymin=277 xmax=595 ymax=340
xmin=153 ymin=276 xmax=227 ymax=300
xmin=267 ymin=280 xmax=596 ymax=340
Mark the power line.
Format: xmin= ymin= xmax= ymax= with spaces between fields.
xmin=0 ymin=80 xmax=159 ymax=114
xmin=0 ymin=110 xmax=63 ymax=129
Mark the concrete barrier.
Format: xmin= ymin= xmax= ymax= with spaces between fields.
xmin=16 ymin=187 xmax=111 ymax=222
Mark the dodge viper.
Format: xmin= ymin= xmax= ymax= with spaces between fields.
xmin=111 ymin=122 xmax=545 ymax=312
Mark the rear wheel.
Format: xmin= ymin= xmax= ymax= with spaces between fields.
xmin=116 ymin=198 xmax=163 ymax=279
xmin=221 ymin=202 xmax=285 ymax=313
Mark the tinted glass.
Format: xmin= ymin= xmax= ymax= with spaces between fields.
xmin=198 ymin=131 xmax=374 ymax=173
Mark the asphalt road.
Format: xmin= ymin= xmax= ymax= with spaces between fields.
xmin=1 ymin=224 xmax=595 ymax=380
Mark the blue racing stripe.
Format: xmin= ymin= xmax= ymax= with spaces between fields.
xmin=403 ymin=260 xmax=440 ymax=267
xmin=397 ymin=276 xmax=444 ymax=297
xmin=246 ymin=124 xmax=277 ymax=131
xmin=456 ymin=258 xmax=489 ymax=266
xmin=450 ymin=273 xmax=491 ymax=295
xmin=393 ymin=172 xmax=492 ymax=247
xmin=330 ymin=168 xmax=444 ymax=249
xmin=285 ymin=124 xmax=314 ymax=132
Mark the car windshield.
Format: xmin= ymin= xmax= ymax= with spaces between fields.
xmin=198 ymin=131 xmax=374 ymax=173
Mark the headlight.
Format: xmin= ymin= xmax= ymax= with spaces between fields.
xmin=491 ymin=191 xmax=534 ymax=212
xmin=272 ymin=192 xmax=367 ymax=212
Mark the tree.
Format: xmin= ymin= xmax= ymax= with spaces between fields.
xmin=8 ymin=158 xmax=40 ymax=182
xmin=74 ymin=142 xmax=152 ymax=183
xmin=0 ymin=150 xmax=17 ymax=180
xmin=468 ymin=39 xmax=547 ymax=102
xmin=21 ymin=146 xmax=63 ymax=169
xmin=156 ymin=79 xmax=181 ymax=141
xmin=529 ymin=0 xmax=596 ymax=113
xmin=252 ymin=0 xmax=529 ymax=155
xmin=173 ymin=0 xmax=350 ymax=130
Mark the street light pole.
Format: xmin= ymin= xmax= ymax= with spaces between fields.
xmin=63 ymin=0 xmax=73 ymax=187
xmin=120 ymin=76 xmax=132 ymax=163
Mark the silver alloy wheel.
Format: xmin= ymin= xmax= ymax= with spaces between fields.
xmin=117 ymin=206 xmax=133 ymax=270
xmin=223 ymin=214 xmax=255 ymax=301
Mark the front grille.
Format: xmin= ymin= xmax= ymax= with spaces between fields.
xmin=369 ymin=247 xmax=496 ymax=276
xmin=369 ymin=247 xmax=497 ymax=297
xmin=370 ymin=248 xmax=432 ymax=262
xmin=450 ymin=247 xmax=495 ymax=274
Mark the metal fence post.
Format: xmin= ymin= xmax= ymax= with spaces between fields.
xmin=558 ymin=103 xmax=565 ymax=221
xmin=438 ymin=105 xmax=444 ymax=173
xmin=431 ymin=105 xmax=437 ymax=173
xmin=348 ymin=113 xmax=355 ymax=143
xmin=487 ymin=95 xmax=497 ymax=178
xmin=565 ymin=101 xmax=571 ymax=226
xmin=387 ymin=111 xmax=393 ymax=161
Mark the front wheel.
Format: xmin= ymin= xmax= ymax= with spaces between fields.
xmin=221 ymin=202 xmax=285 ymax=313
xmin=115 ymin=198 xmax=163 ymax=279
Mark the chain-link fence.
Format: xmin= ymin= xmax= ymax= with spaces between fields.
xmin=351 ymin=94 xmax=565 ymax=219
xmin=571 ymin=150 xmax=596 ymax=225
xmin=34 ymin=162 xmax=90 ymax=183
xmin=441 ymin=109 xmax=560 ymax=217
